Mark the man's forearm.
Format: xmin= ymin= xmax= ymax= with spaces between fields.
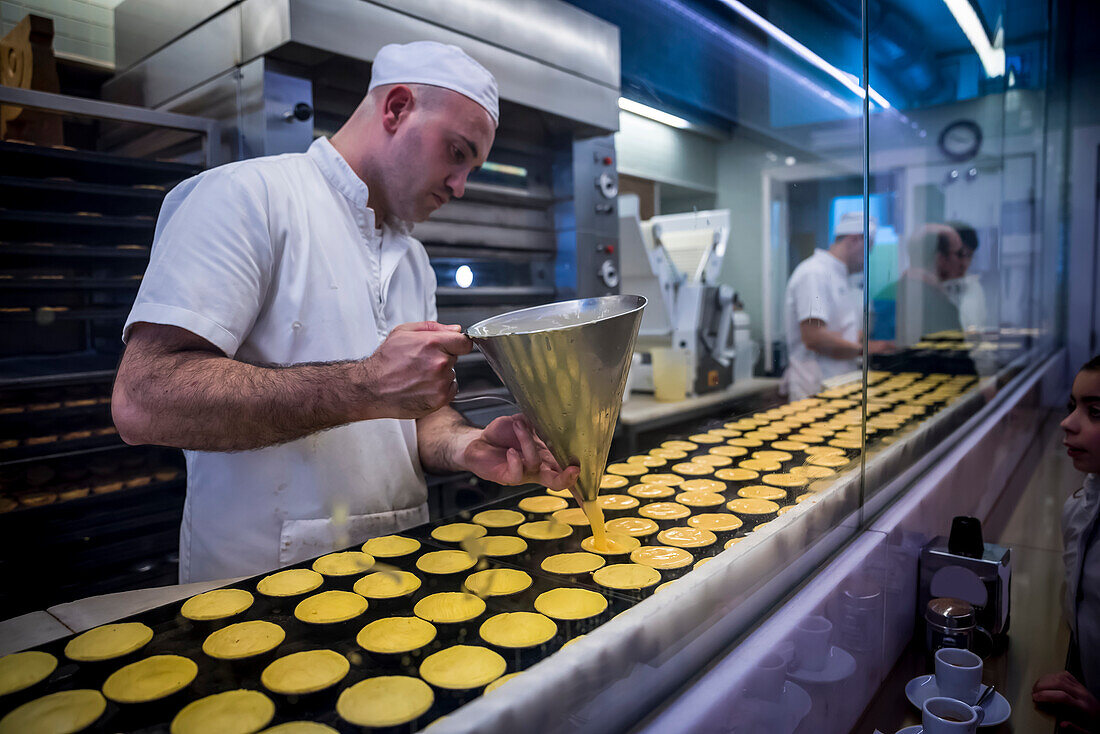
xmin=416 ymin=407 xmax=479 ymax=474
xmin=115 ymin=351 xmax=370 ymax=451
xmin=803 ymin=326 xmax=861 ymax=360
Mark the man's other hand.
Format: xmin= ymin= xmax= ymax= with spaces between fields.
xmin=1033 ymin=671 xmax=1100 ymax=731
xmin=460 ymin=414 xmax=580 ymax=491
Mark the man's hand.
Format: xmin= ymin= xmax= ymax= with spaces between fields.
xmin=357 ymin=321 xmax=472 ymax=421
xmin=459 ymin=414 xmax=580 ymax=491
xmin=1033 ymin=671 xmax=1100 ymax=730
xmin=867 ymin=340 xmax=895 ymax=355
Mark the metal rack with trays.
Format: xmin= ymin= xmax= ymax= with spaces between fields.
xmin=0 ymin=87 xmax=217 ymax=615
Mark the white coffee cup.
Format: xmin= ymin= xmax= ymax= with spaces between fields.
xmin=934 ymin=647 xmax=983 ymax=703
xmin=922 ymin=695 xmax=984 ymax=733
xmin=794 ymin=615 xmax=832 ymax=672
xmin=745 ymin=652 xmax=787 ymax=702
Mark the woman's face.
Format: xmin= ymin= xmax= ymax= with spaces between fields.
xmin=1062 ymin=369 xmax=1100 ymax=474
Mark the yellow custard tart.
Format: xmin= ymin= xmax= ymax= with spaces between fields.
xmin=625 ymin=454 xmax=668 ymax=467
xmin=605 ymin=517 xmax=660 ymax=538
xmin=103 ymin=654 xmax=198 ymax=703
xmin=416 ymin=550 xmax=478 ymax=575
xmin=353 ymin=570 xmax=421 ymax=600
xmin=479 ymin=612 xmax=557 ymax=649
xmin=534 ymin=589 xmax=608 ymax=620
xmin=627 ymin=483 xmax=676 ymax=500
xmin=738 ymin=458 xmax=781 ymax=472
xmin=688 ymin=513 xmax=743 ymax=533
xmin=580 ymin=532 xmax=641 ymax=556
xmin=656 ymin=527 xmax=717 ymax=549
xmin=294 ymin=591 xmax=368 ymax=625
xmin=261 ymin=650 xmax=349 ymax=696
xmin=518 ymin=495 xmax=568 ymax=514
xmin=431 ymin=523 xmax=487 ymax=543
xmin=630 ymin=545 xmax=693 ymax=570
xmin=337 ymin=676 xmax=433 ymax=728
xmin=356 ymin=617 xmax=436 ymax=655
xmin=171 ymin=690 xmax=274 ymax=734
xmin=64 ymin=622 xmax=153 ymax=662
xmin=597 ymin=494 xmax=640 ymax=512
xmin=0 ymin=690 xmax=105 ymax=734
xmin=419 ymin=645 xmax=505 ymax=691
xmin=181 ymin=589 xmax=253 ymax=622
xmin=550 ymin=508 xmax=591 ymax=526
xmin=605 ymin=462 xmax=648 ymax=476
xmin=361 ymin=535 xmax=420 ymax=558
xmin=638 ymin=502 xmax=691 ymax=522
xmin=762 ymin=473 xmax=810 ymax=489
xmin=413 ymin=592 xmax=486 ymax=625
xmin=0 ymin=651 xmax=56 ymax=696
xmin=541 ymin=552 xmax=605 ymax=575
xmin=661 ymin=440 xmax=698 ymax=451
xmin=257 ymin=569 xmax=323 ymax=598
xmin=714 ymin=467 xmax=759 ymax=482
xmin=726 ymin=498 xmax=780 ymax=517
xmin=203 ymin=621 xmax=285 ymax=660
xmin=592 ymin=563 xmax=661 ymax=591
xmin=472 ymin=509 xmax=524 ymax=529
xmin=679 ymin=478 xmax=726 ymax=492
xmin=675 ymin=490 xmax=725 ymax=508
xmin=599 ymin=474 xmax=630 ymax=490
xmin=709 ymin=445 xmax=749 ymax=458
xmin=311 ymin=552 xmax=375 ymax=577
xmin=671 ymin=462 xmax=714 ymax=476
xmin=691 ymin=454 xmax=733 ymax=467
xmin=639 ymin=473 xmax=685 ymax=486
xmin=517 ymin=520 xmax=572 ymax=541
xmin=464 ymin=568 xmax=532 ymax=597
xmin=737 ymin=485 xmax=787 ymax=501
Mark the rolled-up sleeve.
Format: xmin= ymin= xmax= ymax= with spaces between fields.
xmin=123 ymin=166 xmax=273 ymax=359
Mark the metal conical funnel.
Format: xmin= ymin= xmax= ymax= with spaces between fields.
xmin=467 ymin=295 xmax=646 ymax=503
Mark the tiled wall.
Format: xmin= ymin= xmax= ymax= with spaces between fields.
xmin=1 ymin=0 xmax=124 ymax=68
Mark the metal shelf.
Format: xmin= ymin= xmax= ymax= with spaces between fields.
xmin=0 ymin=139 xmax=199 ymax=185
xmin=0 ymin=176 xmax=166 ymax=216
xmin=0 ymin=277 xmax=142 ymax=290
xmin=0 ymin=352 xmax=120 ymax=388
xmin=0 ymin=242 xmax=149 ymax=259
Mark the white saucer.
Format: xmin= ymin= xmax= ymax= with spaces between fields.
xmin=737 ymin=681 xmax=812 ymax=733
xmin=905 ymin=674 xmax=1011 ymax=727
xmin=895 ymin=727 xmax=922 ymax=734
xmin=788 ymin=645 xmax=857 ymax=683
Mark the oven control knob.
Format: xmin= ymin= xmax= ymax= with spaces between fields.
xmin=596 ymin=171 xmax=618 ymax=199
xmin=598 ymin=259 xmax=619 ymax=288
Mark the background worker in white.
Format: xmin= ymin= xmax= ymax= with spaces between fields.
xmin=782 ymin=211 xmax=891 ymax=400
xmin=111 ymin=42 xmax=579 ymax=583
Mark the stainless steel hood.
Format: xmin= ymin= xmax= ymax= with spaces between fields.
xmin=107 ymin=0 xmax=620 ymax=134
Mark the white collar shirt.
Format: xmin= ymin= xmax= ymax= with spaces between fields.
xmin=1063 ymin=472 xmax=1100 ymax=696
xmin=782 ymin=248 xmax=859 ymax=400
xmin=123 ymin=138 xmax=436 ymax=583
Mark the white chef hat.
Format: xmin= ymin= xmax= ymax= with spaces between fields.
xmin=369 ymin=41 xmax=499 ymax=126
xmin=835 ymin=210 xmax=877 ymax=242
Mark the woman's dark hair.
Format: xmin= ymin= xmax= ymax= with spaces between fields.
xmin=1084 ymin=355 xmax=1100 ymax=372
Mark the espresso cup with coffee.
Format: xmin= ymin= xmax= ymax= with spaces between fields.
xmin=935 ymin=647 xmax=983 ymax=704
xmin=922 ymin=696 xmax=984 ymax=733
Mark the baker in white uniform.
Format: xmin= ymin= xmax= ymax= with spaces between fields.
xmin=112 ymin=42 xmax=579 ymax=583
xmin=781 ymin=211 xmax=889 ymax=400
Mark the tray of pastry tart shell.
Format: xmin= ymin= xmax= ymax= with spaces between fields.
xmin=0 ymin=140 xmax=198 ymax=187
xmin=0 ymin=176 xmax=167 ymax=218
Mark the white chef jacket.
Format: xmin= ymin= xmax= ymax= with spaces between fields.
xmin=1063 ymin=473 xmax=1100 ymax=697
xmin=782 ymin=249 xmax=859 ymax=400
xmin=123 ymin=138 xmax=435 ymax=583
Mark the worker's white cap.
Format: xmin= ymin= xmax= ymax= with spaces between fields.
xmin=369 ymin=41 xmax=499 ymax=126
xmin=835 ymin=210 xmax=877 ymax=242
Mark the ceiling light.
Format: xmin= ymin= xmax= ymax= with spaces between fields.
xmin=455 ymin=265 xmax=473 ymax=289
xmin=618 ymin=98 xmax=690 ymax=129
xmin=942 ymin=0 xmax=1005 ymax=78
xmin=717 ymin=0 xmax=894 ymax=109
